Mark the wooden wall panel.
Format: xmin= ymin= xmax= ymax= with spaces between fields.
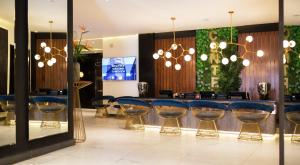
xmin=35 ymin=39 xmax=67 ymax=90
xmin=154 ymin=37 xmax=196 ymax=97
xmin=239 ymin=31 xmax=279 ymax=100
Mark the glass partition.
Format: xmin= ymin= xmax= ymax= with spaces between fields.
xmin=0 ymin=0 xmax=15 ymax=147
xmin=28 ymin=0 xmax=68 ymax=140
xmin=284 ymin=0 xmax=300 ymax=164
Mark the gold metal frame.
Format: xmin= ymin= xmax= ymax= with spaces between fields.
xmin=94 ymin=99 xmax=111 ymax=118
xmin=286 ymin=112 xmax=300 ymax=143
xmin=36 ymin=102 xmax=65 ymax=128
xmin=233 ymin=109 xmax=270 ymax=141
xmin=155 ymin=106 xmax=187 ymax=135
xmin=191 ymin=107 xmax=225 ymax=138
xmin=120 ymin=104 xmax=151 ymax=130
xmin=0 ymin=101 xmax=15 ymax=126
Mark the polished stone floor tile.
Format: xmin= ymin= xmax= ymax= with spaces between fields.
xmin=16 ymin=110 xmax=300 ymax=165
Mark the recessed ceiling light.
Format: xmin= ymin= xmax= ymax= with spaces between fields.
xmin=203 ymin=18 xmax=209 ymax=21
xmin=293 ymin=14 xmax=300 ymax=17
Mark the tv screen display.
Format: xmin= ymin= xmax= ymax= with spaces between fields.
xmin=102 ymin=56 xmax=137 ymax=81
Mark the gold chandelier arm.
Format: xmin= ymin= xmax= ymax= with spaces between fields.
xmin=229 ymin=11 xmax=234 ymax=43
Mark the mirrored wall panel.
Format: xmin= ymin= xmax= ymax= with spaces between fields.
xmin=284 ymin=0 xmax=300 ymax=164
xmin=28 ymin=0 xmax=68 ymax=140
xmin=0 ymin=0 xmax=16 ymax=146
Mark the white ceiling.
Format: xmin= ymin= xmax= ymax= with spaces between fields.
xmin=0 ymin=0 xmax=67 ymax=32
xmin=74 ymin=0 xmax=281 ymax=39
xmin=1 ymin=0 xmax=300 ymax=39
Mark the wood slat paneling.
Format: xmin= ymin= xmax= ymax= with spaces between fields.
xmin=35 ymin=39 xmax=67 ymax=90
xmin=239 ymin=31 xmax=279 ymax=100
xmin=154 ymin=37 xmax=196 ymax=97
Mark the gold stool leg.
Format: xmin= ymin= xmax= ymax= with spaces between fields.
xmin=196 ymin=120 xmax=219 ymax=137
xmin=95 ymin=107 xmax=108 ymax=118
xmin=4 ymin=111 xmax=15 ymax=126
xmin=160 ymin=118 xmax=181 ymax=135
xmin=291 ymin=124 xmax=300 ymax=143
xmin=125 ymin=115 xmax=145 ymax=130
xmin=238 ymin=122 xmax=263 ymax=141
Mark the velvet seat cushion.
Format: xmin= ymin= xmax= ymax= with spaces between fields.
xmin=195 ymin=111 xmax=223 ymax=120
xmin=189 ymin=100 xmax=227 ymax=110
xmin=159 ymin=111 xmax=183 ymax=118
xmin=38 ymin=105 xmax=65 ymax=112
xmin=237 ymin=113 xmax=268 ymax=123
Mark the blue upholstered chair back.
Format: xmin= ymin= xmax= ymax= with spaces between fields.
xmin=229 ymin=102 xmax=273 ymax=112
xmin=152 ymin=100 xmax=188 ymax=109
xmin=31 ymin=96 xmax=67 ymax=104
xmin=189 ymin=100 xmax=227 ymax=110
xmin=285 ymin=104 xmax=300 ymax=113
xmin=115 ymin=96 xmax=135 ymax=101
xmin=118 ymin=98 xmax=151 ymax=107
xmin=0 ymin=95 xmax=15 ymax=101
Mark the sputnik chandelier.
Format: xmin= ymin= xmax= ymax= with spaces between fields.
xmin=153 ymin=17 xmax=195 ymax=70
xmin=199 ymin=11 xmax=264 ymax=67
xmin=283 ymin=29 xmax=299 ymax=64
xmin=34 ymin=20 xmax=67 ymax=68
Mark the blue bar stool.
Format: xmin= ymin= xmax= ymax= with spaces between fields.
xmin=32 ymin=96 xmax=67 ymax=128
xmin=285 ymin=104 xmax=300 ymax=143
xmin=152 ymin=100 xmax=188 ymax=135
xmin=118 ymin=98 xmax=152 ymax=130
xmin=229 ymin=102 xmax=273 ymax=141
xmin=0 ymin=95 xmax=15 ymax=125
xmin=189 ymin=100 xmax=227 ymax=137
xmin=92 ymin=95 xmax=115 ymax=118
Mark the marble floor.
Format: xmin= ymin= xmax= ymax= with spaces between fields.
xmin=16 ymin=110 xmax=300 ymax=165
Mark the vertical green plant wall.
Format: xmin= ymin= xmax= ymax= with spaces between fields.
xmin=286 ymin=26 xmax=300 ymax=94
xmin=196 ymin=27 xmax=244 ymax=93
xmin=196 ymin=30 xmax=211 ymax=91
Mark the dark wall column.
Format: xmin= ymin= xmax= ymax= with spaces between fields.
xmin=15 ymin=0 xmax=29 ymax=151
xmin=139 ymin=33 xmax=155 ymax=97
xmin=0 ymin=27 xmax=8 ymax=94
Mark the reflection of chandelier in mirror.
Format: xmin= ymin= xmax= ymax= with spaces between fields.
xmin=34 ymin=20 xmax=67 ymax=68
xmin=200 ymin=11 xmax=264 ymax=67
xmin=153 ymin=17 xmax=195 ymax=71
xmin=283 ymin=29 xmax=299 ymax=64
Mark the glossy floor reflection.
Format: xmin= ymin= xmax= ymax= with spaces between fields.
xmin=16 ymin=110 xmax=300 ymax=165
xmin=0 ymin=121 xmax=68 ymax=147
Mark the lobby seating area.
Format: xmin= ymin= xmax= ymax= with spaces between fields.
xmin=1 ymin=0 xmax=300 ymax=164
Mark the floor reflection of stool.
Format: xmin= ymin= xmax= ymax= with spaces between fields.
xmin=229 ymin=102 xmax=273 ymax=141
xmin=152 ymin=100 xmax=188 ymax=135
xmin=285 ymin=104 xmax=300 ymax=143
xmin=32 ymin=97 xmax=66 ymax=128
xmin=118 ymin=98 xmax=151 ymax=130
xmin=0 ymin=95 xmax=15 ymax=126
xmin=189 ymin=100 xmax=227 ymax=137
xmin=92 ymin=96 xmax=115 ymax=118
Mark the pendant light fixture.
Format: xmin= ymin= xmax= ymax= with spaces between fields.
xmin=153 ymin=17 xmax=195 ymax=71
xmin=34 ymin=20 xmax=67 ymax=68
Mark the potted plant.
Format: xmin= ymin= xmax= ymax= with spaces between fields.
xmin=73 ymin=25 xmax=89 ymax=81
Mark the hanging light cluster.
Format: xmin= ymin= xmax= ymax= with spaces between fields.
xmin=34 ymin=21 xmax=67 ymax=68
xmin=153 ymin=17 xmax=195 ymax=70
xmin=199 ymin=11 xmax=264 ymax=67
xmin=283 ymin=39 xmax=298 ymax=64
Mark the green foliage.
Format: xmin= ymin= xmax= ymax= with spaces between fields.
xmin=215 ymin=28 xmax=243 ymax=93
xmin=196 ymin=29 xmax=211 ymax=91
xmin=286 ymin=26 xmax=300 ymax=94
xmin=196 ymin=27 xmax=244 ymax=93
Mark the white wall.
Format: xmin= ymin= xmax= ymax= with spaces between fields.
xmin=102 ymin=35 xmax=139 ymax=97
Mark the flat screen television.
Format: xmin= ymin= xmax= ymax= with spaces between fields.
xmin=102 ymin=56 xmax=137 ymax=81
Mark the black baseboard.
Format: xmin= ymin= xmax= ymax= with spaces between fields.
xmin=0 ymin=139 xmax=75 ymax=164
